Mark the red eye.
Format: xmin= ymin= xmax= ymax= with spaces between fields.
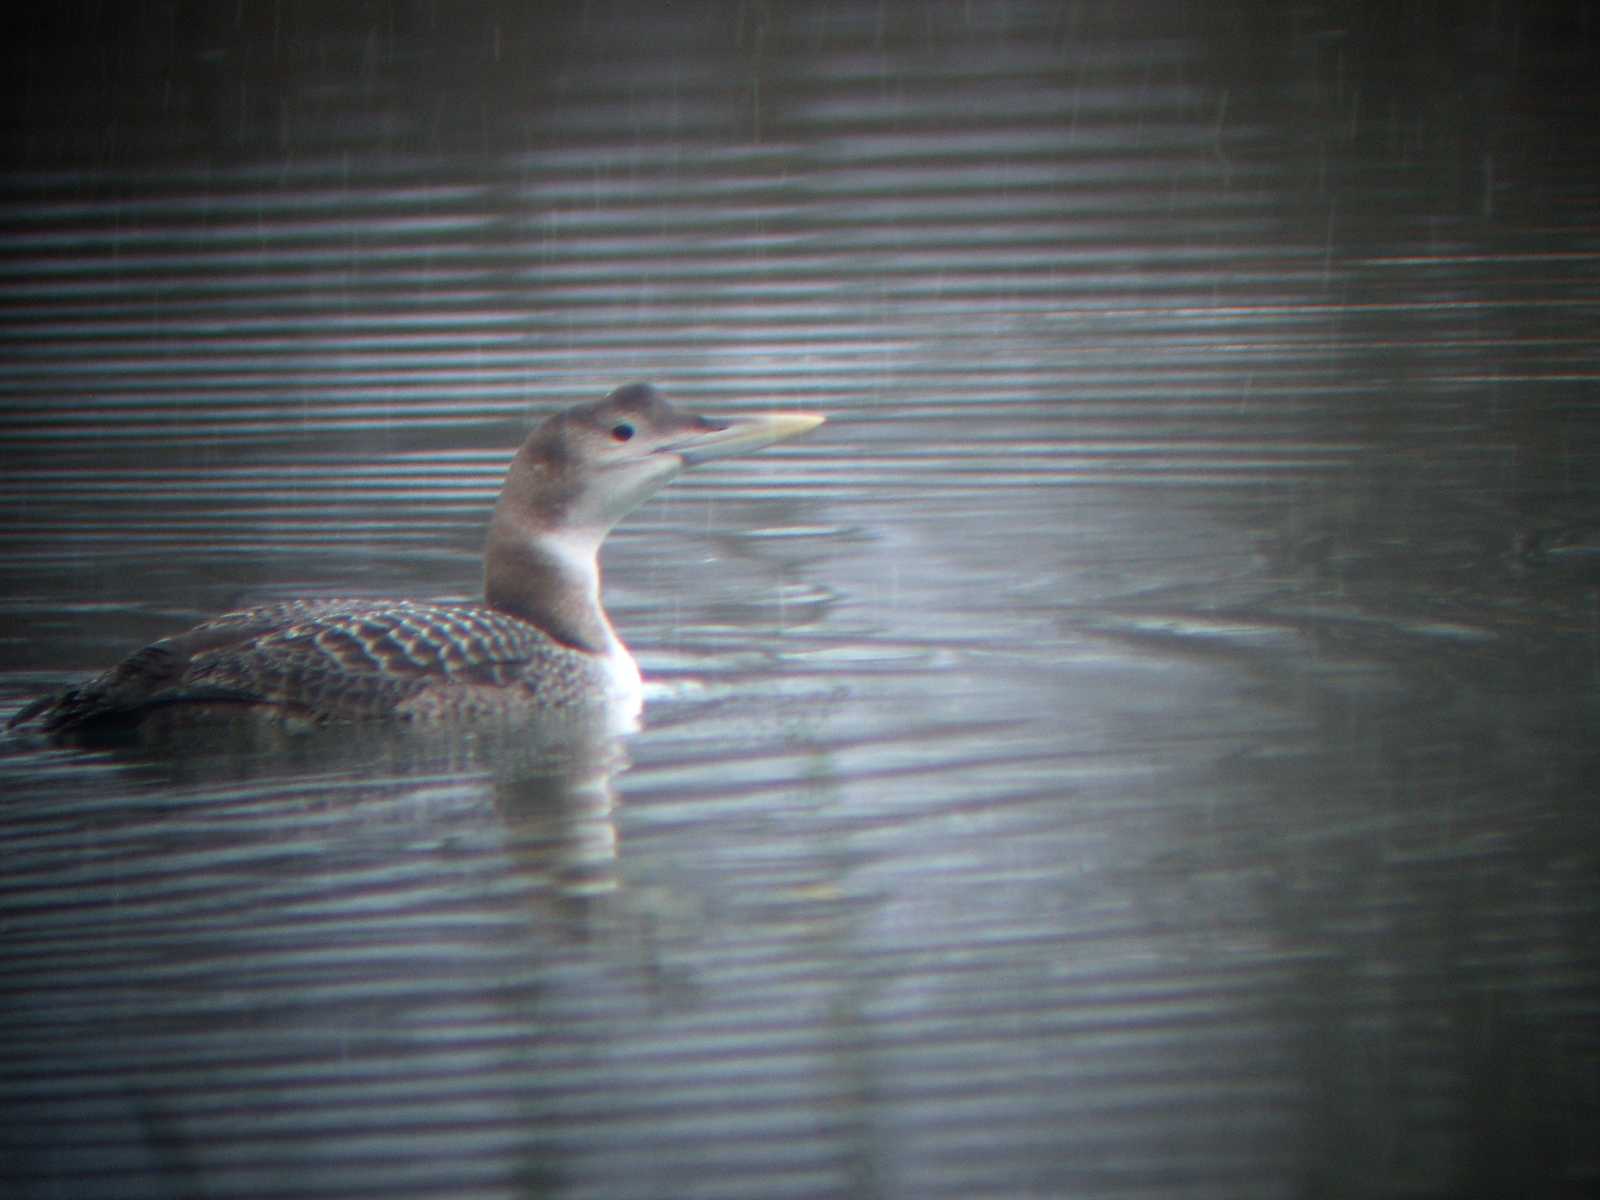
xmin=610 ymin=423 xmax=635 ymax=442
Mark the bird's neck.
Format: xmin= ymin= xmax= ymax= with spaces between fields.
xmin=484 ymin=518 xmax=620 ymax=657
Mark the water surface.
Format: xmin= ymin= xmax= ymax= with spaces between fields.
xmin=3 ymin=3 xmax=1598 ymax=1198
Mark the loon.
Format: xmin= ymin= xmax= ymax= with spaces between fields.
xmin=8 ymin=383 xmax=823 ymax=735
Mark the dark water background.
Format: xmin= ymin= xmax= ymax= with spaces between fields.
xmin=3 ymin=3 xmax=1598 ymax=1197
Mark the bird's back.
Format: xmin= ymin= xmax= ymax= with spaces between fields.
xmin=9 ymin=598 xmax=619 ymax=734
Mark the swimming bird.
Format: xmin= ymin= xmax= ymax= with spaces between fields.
xmin=8 ymin=383 xmax=823 ymax=735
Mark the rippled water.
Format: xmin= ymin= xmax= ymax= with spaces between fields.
xmin=3 ymin=3 xmax=1599 ymax=1198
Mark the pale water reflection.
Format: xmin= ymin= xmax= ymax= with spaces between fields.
xmin=3 ymin=2 xmax=1599 ymax=1198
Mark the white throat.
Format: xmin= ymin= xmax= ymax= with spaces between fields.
xmin=530 ymin=530 xmax=642 ymax=716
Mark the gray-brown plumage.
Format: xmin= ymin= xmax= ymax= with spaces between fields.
xmin=8 ymin=384 xmax=823 ymax=736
